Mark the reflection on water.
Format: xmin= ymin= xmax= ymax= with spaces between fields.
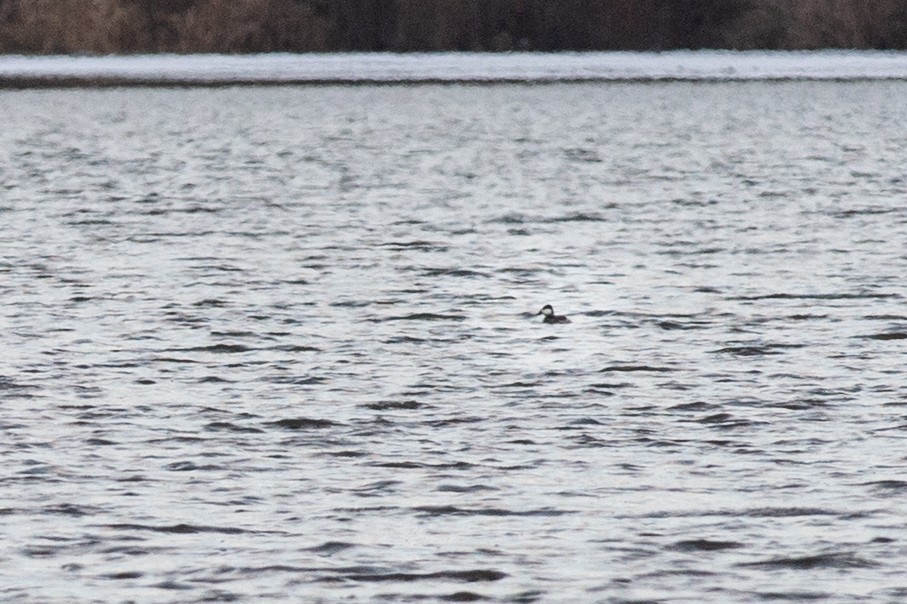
xmin=1 ymin=81 xmax=907 ymax=602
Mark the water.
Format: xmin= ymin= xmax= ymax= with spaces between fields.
xmin=2 ymin=80 xmax=907 ymax=603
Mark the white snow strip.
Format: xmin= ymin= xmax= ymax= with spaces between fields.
xmin=1 ymin=51 xmax=907 ymax=83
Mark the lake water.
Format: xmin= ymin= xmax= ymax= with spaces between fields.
xmin=2 ymin=80 xmax=907 ymax=603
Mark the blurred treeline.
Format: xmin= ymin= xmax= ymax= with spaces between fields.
xmin=1 ymin=0 xmax=906 ymax=54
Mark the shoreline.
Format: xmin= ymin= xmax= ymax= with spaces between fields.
xmin=3 ymin=75 xmax=906 ymax=90
xmin=2 ymin=51 xmax=907 ymax=89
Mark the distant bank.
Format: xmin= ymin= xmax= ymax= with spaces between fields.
xmin=2 ymin=52 xmax=907 ymax=88
xmin=1 ymin=0 xmax=906 ymax=55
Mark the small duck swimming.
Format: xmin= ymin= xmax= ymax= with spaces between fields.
xmin=536 ymin=304 xmax=571 ymax=324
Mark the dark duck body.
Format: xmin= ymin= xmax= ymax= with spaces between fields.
xmin=537 ymin=304 xmax=570 ymax=324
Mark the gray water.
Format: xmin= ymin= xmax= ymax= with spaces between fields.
xmin=2 ymin=81 xmax=907 ymax=603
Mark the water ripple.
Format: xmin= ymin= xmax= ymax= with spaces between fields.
xmin=2 ymin=80 xmax=907 ymax=603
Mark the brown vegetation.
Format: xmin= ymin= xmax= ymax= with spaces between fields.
xmin=1 ymin=0 xmax=906 ymax=54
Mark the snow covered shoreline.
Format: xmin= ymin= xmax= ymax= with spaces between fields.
xmin=2 ymin=50 xmax=907 ymax=87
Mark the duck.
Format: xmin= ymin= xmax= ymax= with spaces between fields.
xmin=536 ymin=304 xmax=571 ymax=324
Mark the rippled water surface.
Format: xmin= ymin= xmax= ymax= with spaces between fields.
xmin=2 ymin=81 xmax=907 ymax=602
